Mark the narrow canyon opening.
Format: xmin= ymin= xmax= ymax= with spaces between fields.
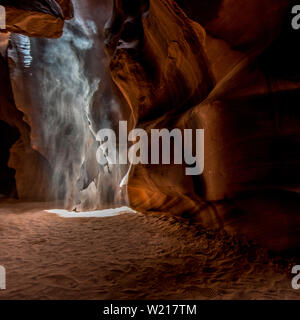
xmin=3 ymin=0 xmax=130 ymax=212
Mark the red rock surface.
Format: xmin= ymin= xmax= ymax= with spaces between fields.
xmin=0 ymin=53 xmax=52 ymax=200
xmin=105 ymin=0 xmax=300 ymax=250
xmin=2 ymin=0 xmax=73 ymax=38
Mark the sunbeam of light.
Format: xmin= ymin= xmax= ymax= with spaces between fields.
xmin=8 ymin=0 xmax=128 ymax=210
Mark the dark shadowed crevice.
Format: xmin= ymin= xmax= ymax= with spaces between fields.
xmin=174 ymin=0 xmax=222 ymax=24
xmin=258 ymin=0 xmax=300 ymax=81
xmin=0 ymin=120 xmax=19 ymax=198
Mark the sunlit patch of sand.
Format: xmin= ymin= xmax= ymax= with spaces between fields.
xmin=45 ymin=206 xmax=136 ymax=218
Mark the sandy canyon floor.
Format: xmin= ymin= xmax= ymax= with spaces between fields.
xmin=0 ymin=201 xmax=299 ymax=300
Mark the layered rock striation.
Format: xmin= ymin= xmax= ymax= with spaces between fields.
xmin=0 ymin=0 xmax=73 ymax=38
xmin=105 ymin=0 xmax=300 ymax=250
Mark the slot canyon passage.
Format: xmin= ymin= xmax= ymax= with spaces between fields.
xmin=1 ymin=0 xmax=300 ymax=300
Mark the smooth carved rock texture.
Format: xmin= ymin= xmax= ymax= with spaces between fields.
xmin=175 ymin=0 xmax=292 ymax=51
xmin=0 ymin=0 xmax=73 ymax=38
xmin=0 ymin=53 xmax=52 ymax=200
xmin=106 ymin=0 xmax=300 ymax=250
xmin=106 ymin=0 xmax=214 ymax=123
xmin=106 ymin=0 xmax=215 ymax=216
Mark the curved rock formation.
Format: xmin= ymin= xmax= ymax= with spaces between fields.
xmin=0 ymin=51 xmax=52 ymax=200
xmin=0 ymin=0 xmax=73 ymax=38
xmin=105 ymin=0 xmax=215 ymax=217
xmin=106 ymin=0 xmax=300 ymax=251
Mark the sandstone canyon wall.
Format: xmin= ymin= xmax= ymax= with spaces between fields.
xmin=0 ymin=0 xmax=73 ymax=38
xmin=105 ymin=0 xmax=300 ymax=250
